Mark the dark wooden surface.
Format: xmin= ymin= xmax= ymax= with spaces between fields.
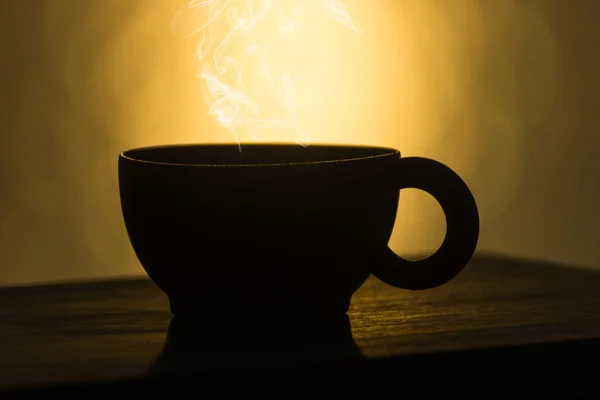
xmin=1 ymin=254 xmax=600 ymax=392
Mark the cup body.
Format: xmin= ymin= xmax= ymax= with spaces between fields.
xmin=119 ymin=144 xmax=401 ymax=322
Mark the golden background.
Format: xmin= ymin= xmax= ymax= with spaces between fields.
xmin=0 ymin=0 xmax=598 ymax=285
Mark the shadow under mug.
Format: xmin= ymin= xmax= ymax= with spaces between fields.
xmin=118 ymin=144 xmax=479 ymax=323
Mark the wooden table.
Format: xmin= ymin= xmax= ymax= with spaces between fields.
xmin=1 ymin=254 xmax=600 ymax=394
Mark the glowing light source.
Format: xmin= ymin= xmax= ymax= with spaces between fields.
xmin=172 ymin=0 xmax=362 ymax=150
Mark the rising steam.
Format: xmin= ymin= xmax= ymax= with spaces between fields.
xmin=171 ymin=0 xmax=362 ymax=149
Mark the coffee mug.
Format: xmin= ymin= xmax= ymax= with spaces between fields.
xmin=119 ymin=144 xmax=478 ymax=323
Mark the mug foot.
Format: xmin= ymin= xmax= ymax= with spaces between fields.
xmin=145 ymin=314 xmax=364 ymax=377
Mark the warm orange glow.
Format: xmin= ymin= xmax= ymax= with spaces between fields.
xmin=1 ymin=0 xmax=576 ymax=286
xmin=171 ymin=0 xmax=363 ymax=148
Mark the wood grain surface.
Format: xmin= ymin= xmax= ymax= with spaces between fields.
xmin=1 ymin=254 xmax=600 ymax=390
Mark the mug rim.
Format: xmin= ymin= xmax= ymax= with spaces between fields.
xmin=119 ymin=143 xmax=400 ymax=168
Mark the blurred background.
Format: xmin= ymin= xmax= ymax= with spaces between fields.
xmin=0 ymin=0 xmax=598 ymax=286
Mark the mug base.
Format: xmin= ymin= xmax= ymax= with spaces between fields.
xmin=166 ymin=287 xmax=354 ymax=333
xmin=145 ymin=313 xmax=363 ymax=377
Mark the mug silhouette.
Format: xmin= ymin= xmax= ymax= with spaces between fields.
xmin=119 ymin=144 xmax=479 ymax=323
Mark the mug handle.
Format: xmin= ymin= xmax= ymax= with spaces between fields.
xmin=372 ymin=157 xmax=480 ymax=290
